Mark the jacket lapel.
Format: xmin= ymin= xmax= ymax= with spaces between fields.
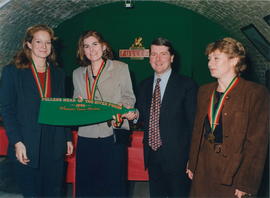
xmin=160 ymin=72 xmax=175 ymax=114
xmin=97 ymin=60 xmax=111 ymax=85
xmin=222 ymin=77 xmax=245 ymax=110
xmin=49 ymin=65 xmax=58 ymax=97
xmin=20 ymin=68 xmax=40 ymax=98
xmin=21 ymin=65 xmax=60 ymax=98
xmin=146 ymin=77 xmax=154 ymax=111
xmin=201 ymin=82 xmax=216 ymax=118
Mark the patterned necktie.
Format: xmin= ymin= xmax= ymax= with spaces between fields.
xmin=148 ymin=78 xmax=162 ymax=151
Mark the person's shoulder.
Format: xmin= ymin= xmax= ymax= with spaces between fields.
xmin=173 ymin=72 xmax=193 ymax=82
xmin=110 ymin=60 xmax=127 ymax=66
xmin=172 ymin=72 xmax=197 ymax=88
xmin=2 ymin=63 xmax=17 ymax=71
xmin=139 ymin=76 xmax=153 ymax=87
xmin=137 ymin=76 xmax=153 ymax=95
xmin=197 ymin=81 xmax=216 ymax=94
xmin=2 ymin=64 xmax=18 ymax=76
xmin=241 ymin=78 xmax=264 ymax=88
xmin=73 ymin=66 xmax=85 ymax=75
xmin=51 ymin=64 xmax=64 ymax=73
xmin=241 ymin=78 xmax=269 ymax=96
xmin=108 ymin=60 xmax=130 ymax=75
xmin=199 ymin=81 xmax=216 ymax=89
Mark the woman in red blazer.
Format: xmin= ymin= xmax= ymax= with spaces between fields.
xmin=0 ymin=24 xmax=73 ymax=197
xmin=186 ymin=37 xmax=269 ymax=198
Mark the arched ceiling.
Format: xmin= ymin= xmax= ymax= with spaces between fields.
xmin=0 ymin=0 xmax=269 ymax=83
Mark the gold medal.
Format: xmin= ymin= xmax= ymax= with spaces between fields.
xmin=208 ymin=132 xmax=215 ymax=143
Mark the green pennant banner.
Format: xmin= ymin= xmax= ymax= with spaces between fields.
xmin=38 ymin=97 xmax=135 ymax=126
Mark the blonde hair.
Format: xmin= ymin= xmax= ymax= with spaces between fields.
xmin=206 ymin=37 xmax=247 ymax=75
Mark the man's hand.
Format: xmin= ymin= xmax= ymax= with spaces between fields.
xmin=122 ymin=111 xmax=138 ymax=121
xmin=122 ymin=108 xmax=139 ymax=121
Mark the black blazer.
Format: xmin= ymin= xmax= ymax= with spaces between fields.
xmin=136 ymin=72 xmax=197 ymax=172
xmin=0 ymin=64 xmax=71 ymax=168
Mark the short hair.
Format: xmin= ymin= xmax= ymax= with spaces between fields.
xmin=13 ymin=24 xmax=57 ymax=69
xmin=205 ymin=37 xmax=247 ymax=75
xmin=77 ymin=30 xmax=113 ymax=66
xmin=150 ymin=37 xmax=175 ymax=55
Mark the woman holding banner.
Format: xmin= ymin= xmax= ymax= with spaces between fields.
xmin=0 ymin=24 xmax=73 ymax=197
xmin=73 ymin=30 xmax=136 ymax=197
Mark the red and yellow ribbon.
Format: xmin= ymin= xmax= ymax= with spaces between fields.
xmin=85 ymin=60 xmax=106 ymax=100
xmin=208 ymin=76 xmax=239 ymax=132
xmin=113 ymin=113 xmax=123 ymax=128
xmin=30 ymin=60 xmax=50 ymax=98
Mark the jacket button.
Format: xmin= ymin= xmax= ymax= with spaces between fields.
xmin=224 ymin=112 xmax=228 ymax=116
xmin=226 ymin=96 xmax=230 ymax=100
xmin=222 ymin=154 xmax=227 ymax=158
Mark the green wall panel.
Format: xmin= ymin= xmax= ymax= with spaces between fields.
xmin=55 ymin=1 xmax=230 ymax=93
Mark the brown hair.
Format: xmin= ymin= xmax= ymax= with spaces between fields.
xmin=77 ymin=30 xmax=113 ymax=67
xmin=205 ymin=37 xmax=247 ymax=75
xmin=13 ymin=24 xmax=57 ymax=69
xmin=150 ymin=37 xmax=175 ymax=55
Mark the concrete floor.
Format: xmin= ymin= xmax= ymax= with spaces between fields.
xmin=0 ymin=192 xmax=22 ymax=198
xmin=129 ymin=181 xmax=149 ymax=198
xmin=0 ymin=156 xmax=149 ymax=197
xmin=0 ymin=157 xmax=21 ymax=197
xmin=1 ymin=155 xmax=269 ymax=198
xmin=0 ymin=182 xmax=149 ymax=198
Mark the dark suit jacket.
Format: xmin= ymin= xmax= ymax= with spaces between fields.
xmin=136 ymin=71 xmax=197 ymax=173
xmin=0 ymin=64 xmax=71 ymax=168
xmin=188 ymin=78 xmax=269 ymax=195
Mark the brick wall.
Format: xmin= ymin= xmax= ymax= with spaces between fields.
xmin=0 ymin=0 xmax=269 ymax=84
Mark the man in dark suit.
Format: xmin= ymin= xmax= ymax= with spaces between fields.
xmin=134 ymin=37 xmax=197 ymax=197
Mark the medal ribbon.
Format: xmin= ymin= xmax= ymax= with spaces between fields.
xmin=30 ymin=60 xmax=50 ymax=98
xmin=85 ymin=60 xmax=106 ymax=100
xmin=208 ymin=76 xmax=239 ymax=132
xmin=113 ymin=113 xmax=123 ymax=128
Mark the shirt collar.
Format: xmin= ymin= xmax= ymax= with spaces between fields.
xmin=154 ymin=68 xmax=172 ymax=83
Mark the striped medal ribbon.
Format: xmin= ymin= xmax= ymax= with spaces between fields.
xmin=85 ymin=60 xmax=122 ymax=127
xmin=208 ymin=76 xmax=239 ymax=135
xmin=113 ymin=113 xmax=123 ymax=128
xmin=30 ymin=60 xmax=50 ymax=98
xmin=85 ymin=60 xmax=106 ymax=100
